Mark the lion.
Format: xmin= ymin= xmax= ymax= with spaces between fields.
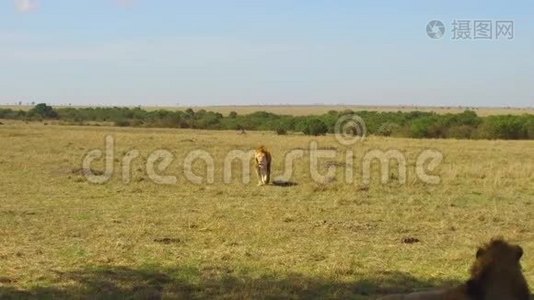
xmin=377 ymin=238 xmax=531 ymax=300
xmin=254 ymin=146 xmax=271 ymax=186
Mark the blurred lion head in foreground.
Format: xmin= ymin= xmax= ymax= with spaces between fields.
xmin=378 ymin=238 xmax=531 ymax=300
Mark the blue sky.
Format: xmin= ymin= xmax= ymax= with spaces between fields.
xmin=0 ymin=0 xmax=533 ymax=107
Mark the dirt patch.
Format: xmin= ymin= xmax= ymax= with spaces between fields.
xmin=272 ymin=180 xmax=298 ymax=187
xmin=71 ymin=167 xmax=105 ymax=176
xmin=0 ymin=277 xmax=15 ymax=284
xmin=401 ymin=237 xmax=420 ymax=244
xmin=325 ymin=161 xmax=346 ymax=168
xmin=153 ymin=238 xmax=181 ymax=245
xmin=179 ymin=138 xmax=195 ymax=143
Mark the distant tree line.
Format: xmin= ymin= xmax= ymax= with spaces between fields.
xmin=1 ymin=104 xmax=534 ymax=140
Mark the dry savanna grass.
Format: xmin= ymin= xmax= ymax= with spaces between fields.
xmin=0 ymin=120 xmax=533 ymax=299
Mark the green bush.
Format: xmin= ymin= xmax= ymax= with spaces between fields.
xmin=275 ymin=127 xmax=287 ymax=135
xmin=525 ymin=120 xmax=534 ymax=139
xmin=114 ymin=119 xmax=131 ymax=127
xmin=376 ymin=122 xmax=401 ymax=137
xmin=477 ymin=116 xmax=527 ymax=140
xmin=0 ymin=108 xmax=25 ymax=119
xmin=301 ymin=119 xmax=328 ymax=136
xmin=448 ymin=125 xmax=475 ymax=139
xmin=409 ymin=117 xmax=437 ymax=138
xmin=28 ymin=103 xmax=58 ymax=119
xmin=3 ymin=104 xmax=534 ymax=140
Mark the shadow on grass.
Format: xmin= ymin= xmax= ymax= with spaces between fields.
xmin=272 ymin=179 xmax=299 ymax=187
xmin=0 ymin=266 xmax=462 ymax=300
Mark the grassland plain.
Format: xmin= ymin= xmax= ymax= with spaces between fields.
xmin=2 ymin=104 xmax=534 ymax=116
xmin=0 ymin=121 xmax=533 ymax=299
xmin=187 ymin=105 xmax=534 ymax=117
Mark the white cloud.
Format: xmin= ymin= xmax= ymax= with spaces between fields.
xmin=14 ymin=0 xmax=39 ymax=13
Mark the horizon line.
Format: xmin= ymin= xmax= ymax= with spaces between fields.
xmin=1 ymin=103 xmax=534 ymax=110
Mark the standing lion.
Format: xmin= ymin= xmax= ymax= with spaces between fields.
xmin=255 ymin=146 xmax=271 ymax=186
